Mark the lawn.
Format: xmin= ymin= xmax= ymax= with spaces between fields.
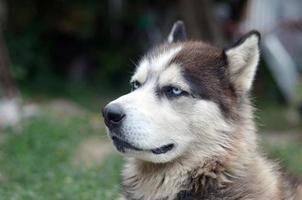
xmin=264 ymin=142 xmax=302 ymax=175
xmin=0 ymin=112 xmax=123 ymax=200
xmin=0 ymin=94 xmax=301 ymax=200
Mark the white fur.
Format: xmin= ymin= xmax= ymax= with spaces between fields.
xmin=105 ymin=32 xmax=302 ymax=200
xmin=151 ymin=46 xmax=182 ymax=72
xmin=131 ymin=46 xmax=183 ymax=85
xmin=167 ymin=24 xmax=177 ymax=43
xmin=130 ymin=59 xmax=149 ymax=84
xmin=109 ymin=78 xmax=193 ymax=163
xmin=225 ymin=34 xmax=260 ymax=92
xmin=158 ymin=64 xmax=191 ymax=91
xmin=107 ymin=45 xmax=232 ymax=163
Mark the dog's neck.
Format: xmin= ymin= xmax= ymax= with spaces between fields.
xmin=121 ymin=112 xmax=260 ymax=200
xmin=122 ymin=140 xmax=255 ymax=200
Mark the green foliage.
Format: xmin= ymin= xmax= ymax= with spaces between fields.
xmin=20 ymin=80 xmax=126 ymax=112
xmin=255 ymin=104 xmax=302 ymax=131
xmin=263 ymin=142 xmax=302 ymax=176
xmin=0 ymin=115 xmax=123 ymax=200
xmin=5 ymin=24 xmax=53 ymax=83
xmin=5 ymin=0 xmax=141 ymax=89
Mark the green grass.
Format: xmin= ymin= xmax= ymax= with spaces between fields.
xmin=0 ymin=114 xmax=123 ymax=200
xmin=263 ymin=142 xmax=302 ymax=176
xmin=255 ymin=100 xmax=302 ymax=177
xmin=0 ymin=88 xmax=301 ymax=199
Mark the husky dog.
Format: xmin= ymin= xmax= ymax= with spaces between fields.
xmin=102 ymin=21 xmax=302 ymax=200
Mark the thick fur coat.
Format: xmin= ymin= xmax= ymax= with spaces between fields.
xmin=103 ymin=21 xmax=302 ymax=200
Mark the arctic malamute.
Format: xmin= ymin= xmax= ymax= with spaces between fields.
xmin=102 ymin=21 xmax=302 ymax=200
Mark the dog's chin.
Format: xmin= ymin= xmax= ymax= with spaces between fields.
xmin=110 ymin=136 xmax=177 ymax=162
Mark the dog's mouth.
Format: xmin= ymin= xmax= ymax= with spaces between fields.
xmin=111 ymin=136 xmax=174 ymax=155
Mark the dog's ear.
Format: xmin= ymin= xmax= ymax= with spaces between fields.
xmin=168 ymin=21 xmax=187 ymax=43
xmin=224 ymin=31 xmax=260 ymax=93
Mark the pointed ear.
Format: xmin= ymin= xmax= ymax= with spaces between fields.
xmin=224 ymin=31 xmax=261 ymax=93
xmin=167 ymin=21 xmax=187 ymax=43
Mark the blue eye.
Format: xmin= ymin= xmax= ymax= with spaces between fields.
xmin=171 ymin=87 xmax=182 ymax=95
xmin=164 ymin=86 xmax=188 ymax=98
xmin=131 ymin=81 xmax=141 ymax=91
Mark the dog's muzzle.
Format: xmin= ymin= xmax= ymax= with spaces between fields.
xmin=102 ymin=103 xmax=175 ymax=155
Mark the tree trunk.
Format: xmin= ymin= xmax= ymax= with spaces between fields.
xmin=0 ymin=0 xmax=22 ymax=129
xmin=179 ymin=0 xmax=225 ymax=45
xmin=0 ymin=32 xmax=19 ymax=98
xmin=0 ymin=0 xmax=18 ymax=99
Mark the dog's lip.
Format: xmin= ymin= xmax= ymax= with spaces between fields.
xmin=112 ymin=136 xmax=142 ymax=153
xmin=111 ymin=136 xmax=174 ymax=154
xmin=150 ymin=143 xmax=175 ymax=154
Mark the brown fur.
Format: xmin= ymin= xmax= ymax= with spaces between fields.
xmin=116 ymin=41 xmax=302 ymax=200
xmin=171 ymin=41 xmax=237 ymax=117
xmin=120 ymin=126 xmax=301 ymax=200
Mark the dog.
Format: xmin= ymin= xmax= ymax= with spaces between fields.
xmin=102 ymin=21 xmax=302 ymax=200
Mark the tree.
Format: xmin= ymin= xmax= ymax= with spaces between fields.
xmin=0 ymin=0 xmax=22 ymax=128
xmin=0 ymin=0 xmax=18 ymax=98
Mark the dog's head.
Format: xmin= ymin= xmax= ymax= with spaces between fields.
xmin=103 ymin=21 xmax=260 ymax=163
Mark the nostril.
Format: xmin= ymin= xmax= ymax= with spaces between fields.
xmin=102 ymin=103 xmax=126 ymax=126
xmin=108 ymin=111 xmax=125 ymax=123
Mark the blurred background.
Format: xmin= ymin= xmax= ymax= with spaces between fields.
xmin=0 ymin=0 xmax=301 ymax=199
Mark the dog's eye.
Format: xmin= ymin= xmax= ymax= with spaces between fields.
xmin=171 ymin=87 xmax=182 ymax=95
xmin=164 ymin=86 xmax=188 ymax=98
xmin=131 ymin=81 xmax=141 ymax=91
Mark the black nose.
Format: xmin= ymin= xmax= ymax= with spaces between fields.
xmin=102 ymin=103 xmax=125 ymax=127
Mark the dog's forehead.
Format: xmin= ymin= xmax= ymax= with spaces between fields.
xmin=131 ymin=44 xmax=182 ymax=82
xmin=132 ymin=42 xmax=225 ymax=83
xmin=172 ymin=41 xmax=225 ymax=74
xmin=135 ymin=41 xmax=233 ymax=115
